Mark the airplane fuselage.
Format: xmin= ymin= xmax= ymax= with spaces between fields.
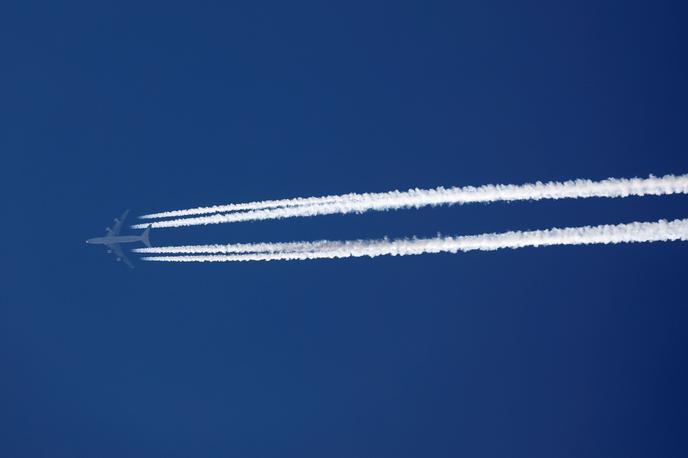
xmin=86 ymin=235 xmax=144 ymax=245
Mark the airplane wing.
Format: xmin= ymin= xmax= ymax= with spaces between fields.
xmin=106 ymin=243 xmax=134 ymax=269
xmin=107 ymin=209 xmax=130 ymax=237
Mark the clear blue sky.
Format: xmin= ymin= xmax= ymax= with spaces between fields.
xmin=2 ymin=1 xmax=687 ymax=457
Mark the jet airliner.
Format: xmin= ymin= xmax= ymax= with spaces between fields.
xmin=86 ymin=210 xmax=151 ymax=268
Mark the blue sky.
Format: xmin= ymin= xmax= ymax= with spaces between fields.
xmin=2 ymin=1 xmax=687 ymax=457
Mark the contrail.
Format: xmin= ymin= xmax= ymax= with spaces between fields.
xmin=132 ymin=174 xmax=688 ymax=229
xmin=139 ymin=195 xmax=353 ymax=219
xmin=139 ymin=174 xmax=688 ymax=220
xmin=139 ymin=218 xmax=688 ymax=262
xmin=134 ymin=239 xmax=344 ymax=255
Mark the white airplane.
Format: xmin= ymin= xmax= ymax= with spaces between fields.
xmin=86 ymin=210 xmax=151 ymax=268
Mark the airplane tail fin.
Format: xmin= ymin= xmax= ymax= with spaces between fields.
xmin=141 ymin=225 xmax=151 ymax=248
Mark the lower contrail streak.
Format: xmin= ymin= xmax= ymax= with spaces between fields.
xmin=133 ymin=174 xmax=688 ymax=229
xmin=140 ymin=218 xmax=688 ymax=263
xmin=134 ymin=239 xmax=344 ymax=255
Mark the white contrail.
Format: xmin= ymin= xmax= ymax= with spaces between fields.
xmin=139 ymin=195 xmax=351 ymax=219
xmin=139 ymin=174 xmax=688 ymax=220
xmin=140 ymin=218 xmax=688 ymax=263
xmin=132 ymin=174 xmax=688 ymax=229
xmin=134 ymin=239 xmax=344 ymax=255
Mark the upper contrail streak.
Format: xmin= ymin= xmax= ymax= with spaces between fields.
xmin=139 ymin=195 xmax=351 ymax=219
xmin=139 ymin=218 xmax=688 ymax=262
xmin=133 ymin=174 xmax=688 ymax=229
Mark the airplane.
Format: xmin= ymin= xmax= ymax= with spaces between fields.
xmin=86 ymin=210 xmax=151 ymax=268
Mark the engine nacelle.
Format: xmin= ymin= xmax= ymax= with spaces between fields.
xmin=107 ymin=250 xmax=112 ymax=254
xmin=117 ymin=258 xmax=121 ymax=262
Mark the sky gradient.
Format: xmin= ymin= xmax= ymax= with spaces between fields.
xmin=2 ymin=1 xmax=688 ymax=457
